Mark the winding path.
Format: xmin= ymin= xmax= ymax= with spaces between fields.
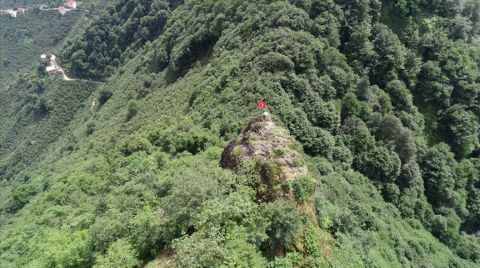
xmin=47 ymin=54 xmax=93 ymax=82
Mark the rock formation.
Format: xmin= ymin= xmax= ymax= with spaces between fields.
xmin=220 ymin=112 xmax=310 ymax=200
xmin=220 ymin=112 xmax=334 ymax=258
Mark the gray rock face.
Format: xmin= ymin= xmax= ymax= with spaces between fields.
xmin=220 ymin=112 xmax=308 ymax=181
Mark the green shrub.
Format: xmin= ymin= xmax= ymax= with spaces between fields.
xmin=293 ymin=157 xmax=306 ymax=167
xmin=126 ymin=101 xmax=139 ymax=121
xmin=86 ymin=121 xmax=96 ymax=136
xmin=341 ymin=92 xmax=362 ymax=119
xmin=152 ymin=150 xmax=169 ymax=169
xmin=232 ymin=145 xmax=243 ymax=158
xmin=123 ymin=151 xmax=157 ymax=176
xmin=312 ymin=157 xmax=334 ymax=175
xmin=263 ymin=200 xmax=303 ymax=250
xmin=94 ymin=239 xmax=139 ymax=268
xmin=303 ymin=222 xmax=322 ymax=256
xmin=274 ymin=146 xmax=289 ymax=157
xmin=9 ymin=183 xmax=40 ymax=213
xmin=267 ymin=252 xmax=303 ymax=268
xmin=363 ymin=146 xmax=401 ymax=182
xmin=98 ymin=90 xmax=113 ymax=106
xmin=149 ymin=120 xmax=215 ymax=155
xmin=120 ymin=136 xmax=153 ymax=156
xmin=259 ymin=52 xmax=295 ymax=73
xmin=292 ymin=177 xmax=316 ymax=204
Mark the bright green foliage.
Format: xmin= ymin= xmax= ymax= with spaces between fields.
xmin=174 ymin=226 xmax=267 ymax=268
xmin=292 ymin=176 xmax=316 ymax=204
xmin=119 ymin=135 xmax=153 ymax=156
xmin=267 ymin=252 xmax=303 ymax=268
xmin=94 ymin=239 xmax=139 ymax=268
xmin=148 ymin=118 xmax=216 ymax=155
xmin=364 ymin=145 xmax=401 ymax=182
xmin=304 ymin=99 xmax=340 ymax=131
xmin=369 ymin=24 xmax=407 ymax=86
xmin=28 ymin=229 xmax=93 ymax=268
xmin=341 ymin=92 xmax=362 ymax=119
xmin=372 ymin=85 xmax=393 ymax=114
xmin=431 ymin=213 xmax=461 ymax=247
xmin=416 ymin=61 xmax=453 ymax=107
xmin=264 ymin=200 xmax=303 ymax=251
xmin=1 ymin=0 xmax=480 ymax=266
xmin=385 ymin=80 xmax=413 ymax=111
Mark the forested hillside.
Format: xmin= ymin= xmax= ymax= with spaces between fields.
xmin=0 ymin=9 xmax=82 ymax=83
xmin=1 ymin=0 xmax=480 ymax=267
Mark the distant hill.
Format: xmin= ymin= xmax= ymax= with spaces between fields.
xmin=0 ymin=0 xmax=53 ymax=8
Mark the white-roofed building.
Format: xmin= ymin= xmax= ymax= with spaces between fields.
xmin=7 ymin=10 xmax=17 ymax=17
xmin=66 ymin=0 xmax=77 ymax=9
xmin=40 ymin=54 xmax=51 ymax=64
xmin=46 ymin=66 xmax=58 ymax=76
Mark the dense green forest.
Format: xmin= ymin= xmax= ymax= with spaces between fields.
xmin=1 ymin=0 xmax=480 ymax=267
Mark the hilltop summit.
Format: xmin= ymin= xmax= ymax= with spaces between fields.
xmin=221 ymin=112 xmax=310 ymax=200
xmin=220 ymin=112 xmax=330 ymax=258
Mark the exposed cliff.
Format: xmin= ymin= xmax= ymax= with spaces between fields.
xmin=220 ymin=112 xmax=333 ymax=258
xmin=221 ymin=112 xmax=310 ymax=200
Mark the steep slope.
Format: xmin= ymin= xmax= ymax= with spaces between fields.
xmin=0 ymin=77 xmax=99 ymax=180
xmin=1 ymin=0 xmax=480 ymax=267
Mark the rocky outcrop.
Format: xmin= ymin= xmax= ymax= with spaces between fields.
xmin=220 ymin=113 xmax=334 ymax=259
xmin=220 ymin=112 xmax=309 ymax=200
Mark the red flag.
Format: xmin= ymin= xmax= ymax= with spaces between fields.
xmin=256 ymin=100 xmax=267 ymax=109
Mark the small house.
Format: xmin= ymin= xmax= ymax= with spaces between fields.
xmin=46 ymin=66 xmax=58 ymax=76
xmin=66 ymin=0 xmax=77 ymax=9
xmin=58 ymin=6 xmax=66 ymax=16
xmin=6 ymin=9 xmax=17 ymax=17
xmin=40 ymin=54 xmax=50 ymax=64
